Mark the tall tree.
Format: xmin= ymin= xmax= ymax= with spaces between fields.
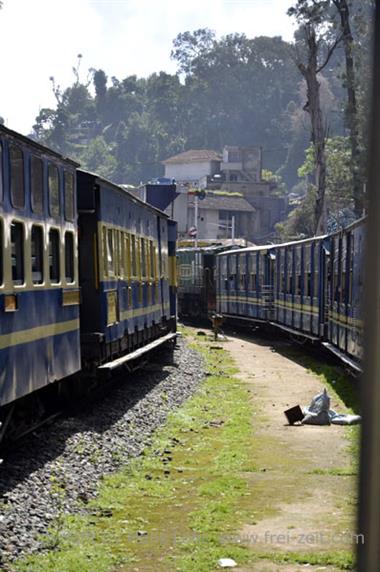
xmin=288 ymin=1 xmax=341 ymax=234
xmin=332 ymin=0 xmax=363 ymax=216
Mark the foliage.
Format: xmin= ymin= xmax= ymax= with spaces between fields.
xmin=262 ymin=169 xmax=287 ymax=195
xmin=32 ymin=33 xmax=304 ymax=185
xmin=276 ymin=185 xmax=317 ymax=240
xmin=299 ymin=136 xmax=356 ymax=226
xmin=30 ymin=12 xmax=371 ymax=223
xmin=278 ymin=136 xmax=356 ymax=239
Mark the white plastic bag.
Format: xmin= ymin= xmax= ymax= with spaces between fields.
xmin=302 ymin=388 xmax=331 ymax=425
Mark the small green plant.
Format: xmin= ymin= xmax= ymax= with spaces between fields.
xmin=47 ymin=463 xmax=67 ymax=550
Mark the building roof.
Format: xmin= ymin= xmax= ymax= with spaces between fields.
xmin=188 ymin=194 xmax=255 ymax=212
xmin=163 ymin=149 xmax=222 ymax=165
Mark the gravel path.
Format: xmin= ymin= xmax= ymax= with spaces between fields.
xmin=0 ymin=336 xmax=204 ymax=567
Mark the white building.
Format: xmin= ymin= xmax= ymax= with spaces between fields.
xmin=162 ymin=149 xmax=221 ymax=184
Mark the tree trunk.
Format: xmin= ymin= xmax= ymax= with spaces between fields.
xmin=299 ymin=24 xmax=328 ymax=234
xmin=333 ymin=0 xmax=363 ymax=217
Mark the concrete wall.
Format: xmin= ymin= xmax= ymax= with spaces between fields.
xmin=164 ymin=161 xmax=216 ymax=182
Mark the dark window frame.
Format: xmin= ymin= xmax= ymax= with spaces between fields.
xmin=9 ymin=144 xmax=25 ymax=209
xmin=64 ymin=170 xmax=74 ymax=221
xmin=31 ymin=224 xmax=44 ymax=284
xmin=31 ymin=155 xmax=44 ymax=214
xmin=49 ymin=227 xmax=60 ymax=284
xmin=64 ymin=231 xmax=75 ymax=284
xmin=10 ymin=220 xmax=25 ymax=285
xmin=48 ymin=163 xmax=60 ymax=218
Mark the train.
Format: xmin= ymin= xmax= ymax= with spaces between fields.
xmin=177 ymin=218 xmax=364 ymax=372
xmin=0 ymin=125 xmax=177 ymax=442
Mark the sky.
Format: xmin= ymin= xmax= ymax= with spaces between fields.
xmin=0 ymin=0 xmax=296 ymax=135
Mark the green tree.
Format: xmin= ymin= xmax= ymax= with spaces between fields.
xmin=80 ymin=136 xmax=116 ymax=180
xmin=288 ymin=0 xmax=342 ymax=234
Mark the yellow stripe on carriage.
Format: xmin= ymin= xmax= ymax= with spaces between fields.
xmin=120 ymin=302 xmax=170 ymax=321
xmin=0 ymin=319 xmax=80 ymax=350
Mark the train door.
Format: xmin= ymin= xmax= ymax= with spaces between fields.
xmin=293 ymin=245 xmax=302 ymax=330
xmin=303 ymin=243 xmax=312 ymax=334
xmin=284 ymin=246 xmax=293 ymax=328
xmin=339 ymin=233 xmax=349 ymax=353
xmin=264 ymin=250 xmax=275 ymax=321
xmin=321 ymin=237 xmax=332 ymax=340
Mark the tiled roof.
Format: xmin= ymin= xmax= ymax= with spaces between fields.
xmin=163 ymin=149 xmax=222 ymax=164
xmin=188 ymin=194 xmax=255 ymax=212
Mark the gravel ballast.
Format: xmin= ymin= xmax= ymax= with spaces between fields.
xmin=0 ymin=336 xmax=204 ymax=566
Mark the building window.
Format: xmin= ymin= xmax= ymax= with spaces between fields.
xmin=31 ymin=156 xmax=44 ymax=214
xmin=48 ymin=164 xmax=60 ymax=217
xmin=65 ymin=232 xmax=75 ymax=283
xmin=230 ymin=173 xmax=238 ymax=182
xmin=49 ymin=228 xmax=60 ymax=283
xmin=31 ymin=225 xmax=44 ymax=284
xmin=228 ymin=150 xmax=241 ymax=163
xmin=11 ymin=221 xmax=24 ymax=285
xmin=64 ymin=171 xmax=74 ymax=221
xmin=10 ymin=145 xmax=25 ymax=209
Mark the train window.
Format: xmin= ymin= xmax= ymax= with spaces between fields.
xmin=49 ymin=228 xmax=60 ymax=283
xmin=31 ymin=156 xmax=44 ymax=214
xmin=140 ymin=238 xmax=146 ymax=278
xmin=333 ymin=239 xmax=340 ymax=303
xmin=297 ymin=275 xmax=302 ymax=296
xmin=295 ymin=246 xmax=302 ymax=295
xmin=10 ymin=145 xmax=25 ymax=209
xmin=154 ymin=245 xmax=159 ymax=282
xmin=162 ymin=246 xmax=168 ymax=279
xmin=64 ymin=171 xmax=74 ymax=221
xmin=313 ymin=244 xmax=319 ymax=298
xmin=107 ymin=229 xmax=114 ymax=276
xmin=48 ymin=164 xmax=60 ymax=217
xmin=150 ymin=241 xmax=155 ymax=280
xmin=349 ymin=235 xmax=354 ymax=303
xmin=0 ymin=142 xmax=3 ymax=202
xmin=114 ymin=230 xmax=120 ymax=276
xmin=119 ymin=231 xmax=125 ymax=278
xmin=11 ymin=221 xmax=24 ymax=285
xmin=65 ymin=232 xmax=75 ymax=283
xmin=125 ymin=233 xmax=131 ymax=280
xmin=131 ymin=235 xmax=137 ymax=277
xmin=31 ymin=226 xmax=44 ymax=284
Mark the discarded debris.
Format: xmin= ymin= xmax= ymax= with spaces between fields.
xmin=284 ymin=405 xmax=304 ymax=425
xmin=302 ymin=388 xmax=361 ymax=426
xmin=218 ymin=558 xmax=238 ymax=568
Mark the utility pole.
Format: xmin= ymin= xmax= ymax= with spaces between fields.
xmin=231 ymin=215 xmax=235 ymax=244
xmin=194 ymin=193 xmax=199 ymax=247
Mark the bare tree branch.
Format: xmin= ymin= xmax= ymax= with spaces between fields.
xmin=316 ymin=33 xmax=343 ymax=73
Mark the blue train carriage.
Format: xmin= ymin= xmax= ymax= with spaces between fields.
xmin=0 ymin=125 xmax=81 ymax=414
xmin=76 ymin=170 xmax=176 ymax=372
xmin=216 ymin=245 xmax=277 ymax=322
xmin=272 ymin=236 xmax=325 ymax=339
xmin=322 ymin=218 xmax=364 ymax=371
xmin=217 ymin=237 xmax=326 ymax=338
